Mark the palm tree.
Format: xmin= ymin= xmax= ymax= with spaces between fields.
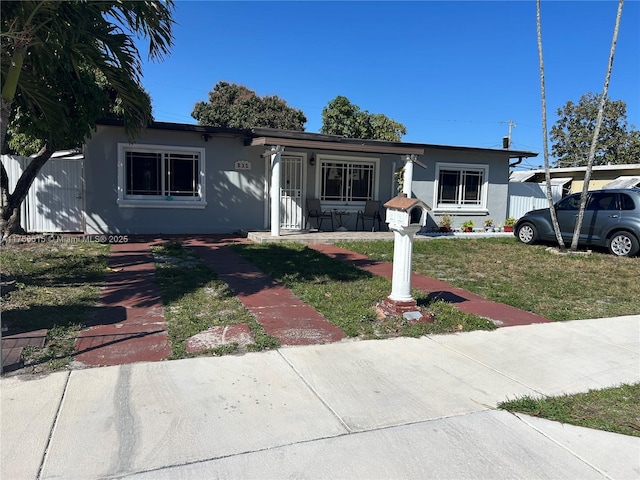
xmin=1 ymin=0 xmax=174 ymax=236
xmin=536 ymin=0 xmax=565 ymax=251
xmin=570 ymin=0 xmax=624 ymax=252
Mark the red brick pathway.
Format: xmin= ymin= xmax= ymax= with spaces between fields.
xmin=74 ymin=242 xmax=171 ymax=366
xmin=309 ymin=244 xmax=552 ymax=327
xmin=184 ymin=237 xmax=345 ymax=346
xmin=1 ymin=329 xmax=47 ymax=372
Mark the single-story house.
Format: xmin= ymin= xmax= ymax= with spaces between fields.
xmin=5 ymin=120 xmax=539 ymax=234
xmin=508 ymin=164 xmax=640 ymax=219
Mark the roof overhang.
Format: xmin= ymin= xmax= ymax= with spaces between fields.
xmin=545 ymin=177 xmax=573 ymax=186
xmin=603 ymin=176 xmax=640 ymax=189
xmin=249 ymin=136 xmax=425 ymax=156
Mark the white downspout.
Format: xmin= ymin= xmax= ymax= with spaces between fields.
xmin=269 ymin=145 xmax=285 ymax=236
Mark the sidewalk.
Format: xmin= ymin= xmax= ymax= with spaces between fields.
xmin=2 ymin=315 xmax=639 ymax=479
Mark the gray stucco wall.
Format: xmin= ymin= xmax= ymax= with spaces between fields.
xmin=83 ymin=125 xmax=512 ymax=234
xmin=411 ymin=149 xmax=511 ymax=230
xmin=84 ymin=125 xmax=267 ymax=234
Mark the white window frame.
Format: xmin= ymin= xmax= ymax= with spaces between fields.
xmin=315 ymin=154 xmax=379 ymax=208
xmin=433 ymin=162 xmax=489 ymax=213
xmin=117 ymin=143 xmax=207 ymax=209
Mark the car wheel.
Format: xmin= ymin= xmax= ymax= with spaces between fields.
xmin=516 ymin=222 xmax=538 ymax=245
xmin=608 ymin=231 xmax=640 ymax=257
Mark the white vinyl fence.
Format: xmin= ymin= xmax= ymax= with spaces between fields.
xmin=507 ymin=182 xmax=564 ymax=220
xmin=1 ymin=153 xmax=84 ymax=233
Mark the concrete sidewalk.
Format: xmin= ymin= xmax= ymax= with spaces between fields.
xmin=2 ymin=315 xmax=639 ymax=480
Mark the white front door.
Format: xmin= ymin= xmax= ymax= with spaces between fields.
xmin=280 ymin=155 xmax=304 ymax=229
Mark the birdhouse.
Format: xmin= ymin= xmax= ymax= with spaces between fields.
xmin=384 ymin=194 xmax=430 ymax=230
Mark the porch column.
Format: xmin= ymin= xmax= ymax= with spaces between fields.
xmin=269 ymin=145 xmax=285 ymax=236
xmin=402 ymin=155 xmax=416 ymax=198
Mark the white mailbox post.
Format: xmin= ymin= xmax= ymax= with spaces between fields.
xmin=377 ymin=194 xmax=431 ymax=319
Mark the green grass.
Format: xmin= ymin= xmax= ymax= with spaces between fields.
xmin=336 ymin=237 xmax=640 ymax=321
xmin=151 ymin=242 xmax=280 ymax=358
xmin=231 ymin=243 xmax=496 ymax=338
xmin=1 ymin=241 xmax=110 ymax=370
xmin=499 ymin=383 xmax=640 ymax=437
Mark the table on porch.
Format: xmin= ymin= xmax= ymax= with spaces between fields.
xmin=332 ymin=210 xmax=351 ymax=231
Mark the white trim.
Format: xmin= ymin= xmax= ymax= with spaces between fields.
xmin=116 ymin=200 xmax=207 ymax=209
xmin=117 ymin=143 xmax=206 ymax=206
xmin=434 ymin=162 xmax=489 ymax=211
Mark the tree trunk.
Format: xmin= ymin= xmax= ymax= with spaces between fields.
xmin=571 ymin=0 xmax=624 ymax=252
xmin=0 ymin=147 xmax=53 ymax=238
xmin=536 ymin=0 xmax=565 ymax=251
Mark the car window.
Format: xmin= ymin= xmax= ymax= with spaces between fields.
xmin=620 ymin=193 xmax=636 ymax=211
xmin=587 ymin=192 xmax=616 ymax=210
xmin=556 ymin=195 xmax=580 ymax=210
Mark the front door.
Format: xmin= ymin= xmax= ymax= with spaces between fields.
xmin=279 ymin=155 xmax=304 ymax=229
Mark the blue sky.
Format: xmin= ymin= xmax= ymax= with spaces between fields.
xmin=138 ymin=1 xmax=639 ymax=171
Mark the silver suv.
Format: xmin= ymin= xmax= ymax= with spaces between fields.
xmin=514 ymin=188 xmax=640 ymax=257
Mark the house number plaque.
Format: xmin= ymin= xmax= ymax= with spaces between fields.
xmin=235 ymin=160 xmax=251 ymax=170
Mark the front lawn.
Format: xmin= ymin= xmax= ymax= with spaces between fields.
xmin=231 ymin=242 xmax=496 ymax=338
xmin=499 ymin=383 xmax=640 ymax=437
xmin=337 ymin=237 xmax=640 ymax=321
xmin=1 ymin=240 xmax=110 ymax=370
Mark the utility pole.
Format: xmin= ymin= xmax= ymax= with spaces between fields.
xmin=501 ymin=119 xmax=517 ymax=148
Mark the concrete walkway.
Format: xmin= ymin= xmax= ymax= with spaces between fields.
xmin=2 ymin=315 xmax=638 ymax=479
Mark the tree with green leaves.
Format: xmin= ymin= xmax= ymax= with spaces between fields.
xmin=320 ymin=96 xmax=407 ymax=141
xmin=1 ymin=0 xmax=174 ymax=237
xmin=191 ymin=82 xmax=307 ymax=130
xmin=550 ymin=92 xmax=638 ymax=167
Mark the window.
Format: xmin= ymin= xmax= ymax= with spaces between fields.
xmin=620 ymin=193 xmax=636 ymax=211
xmin=556 ymin=194 xmax=580 ymax=211
xmin=435 ymin=163 xmax=488 ymax=211
xmin=586 ymin=192 xmax=616 ymax=210
xmin=118 ymin=144 xmax=205 ymax=208
xmin=318 ymin=156 xmax=378 ymax=202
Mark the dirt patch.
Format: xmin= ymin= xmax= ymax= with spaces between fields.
xmin=185 ymin=324 xmax=254 ymax=353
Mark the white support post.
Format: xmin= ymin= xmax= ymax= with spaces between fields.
xmin=402 ymin=155 xmax=416 ymax=198
xmin=388 ymin=225 xmax=421 ymax=302
xmin=269 ymin=145 xmax=284 ymax=236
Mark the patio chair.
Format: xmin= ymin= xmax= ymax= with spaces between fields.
xmin=306 ymin=199 xmax=334 ymax=231
xmin=356 ymin=200 xmax=382 ymax=231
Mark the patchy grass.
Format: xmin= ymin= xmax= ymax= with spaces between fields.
xmin=231 ymin=243 xmax=496 ymax=338
xmin=337 ymin=237 xmax=640 ymax=321
xmin=499 ymin=383 xmax=640 ymax=437
xmin=151 ymin=241 xmax=280 ymax=358
xmin=1 ymin=240 xmax=110 ymax=371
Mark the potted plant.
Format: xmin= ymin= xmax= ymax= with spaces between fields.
xmin=438 ymin=214 xmax=452 ymax=232
xmin=483 ymin=218 xmax=494 ymax=232
xmin=461 ymin=219 xmax=475 ymax=233
xmin=504 ymin=217 xmax=515 ymax=232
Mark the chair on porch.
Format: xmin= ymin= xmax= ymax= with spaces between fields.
xmin=356 ymin=200 xmax=383 ymax=231
xmin=306 ymin=199 xmax=334 ymax=231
